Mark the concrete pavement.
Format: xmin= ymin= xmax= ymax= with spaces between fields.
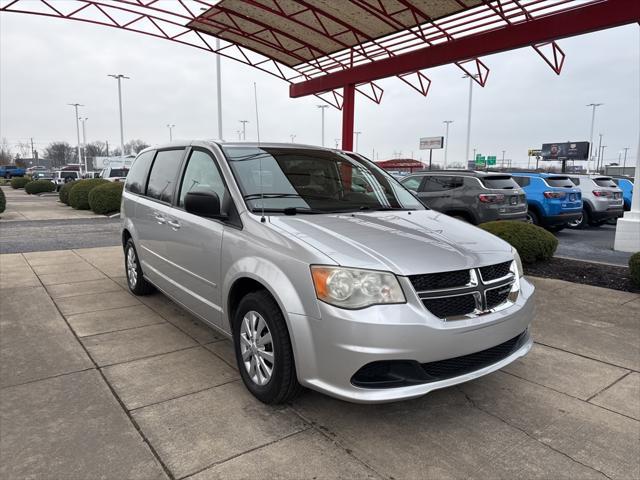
xmin=0 ymin=185 xmax=99 ymax=221
xmin=0 ymin=246 xmax=638 ymax=479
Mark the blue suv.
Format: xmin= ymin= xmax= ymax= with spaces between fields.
xmin=612 ymin=177 xmax=633 ymax=211
xmin=511 ymin=173 xmax=582 ymax=231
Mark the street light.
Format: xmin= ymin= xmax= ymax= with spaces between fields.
xmin=586 ymin=103 xmax=603 ymax=172
xmin=443 ymin=120 xmax=453 ymax=169
xmin=79 ymin=117 xmax=88 ymax=172
xmin=68 ymin=103 xmax=83 ymax=168
xmin=317 ymin=105 xmax=328 ymax=146
xmin=239 ymin=120 xmax=249 ymax=141
xmin=167 ymin=124 xmax=175 ymax=141
xmin=290 ymin=134 xmax=296 ymax=143
xmin=502 ymin=150 xmax=506 ymax=169
xmin=354 ymin=131 xmax=362 ymax=152
xmin=463 ymin=74 xmax=479 ymax=163
xmin=108 ymin=74 xmax=129 ymax=159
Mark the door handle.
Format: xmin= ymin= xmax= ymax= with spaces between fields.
xmin=167 ymin=219 xmax=181 ymax=230
xmin=153 ymin=213 xmax=166 ymax=225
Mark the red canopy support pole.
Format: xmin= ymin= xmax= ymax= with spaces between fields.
xmin=341 ymin=84 xmax=355 ymax=151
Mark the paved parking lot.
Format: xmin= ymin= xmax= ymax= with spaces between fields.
xmin=1 ymin=246 xmax=639 ymax=479
xmin=556 ymin=224 xmax=633 ymax=266
xmin=0 ymin=186 xmax=100 ymax=222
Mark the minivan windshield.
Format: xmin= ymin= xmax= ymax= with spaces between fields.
xmin=223 ymin=147 xmax=424 ymax=213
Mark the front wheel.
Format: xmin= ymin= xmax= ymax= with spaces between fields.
xmin=233 ymin=290 xmax=301 ymax=404
xmin=568 ymin=209 xmax=589 ymax=229
xmin=124 ymin=239 xmax=155 ymax=295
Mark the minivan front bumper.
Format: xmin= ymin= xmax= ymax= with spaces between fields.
xmin=289 ymin=277 xmax=535 ymax=403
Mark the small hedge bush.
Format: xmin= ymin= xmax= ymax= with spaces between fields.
xmin=479 ymin=220 xmax=558 ymax=264
xmin=0 ymin=188 xmax=5 ymax=214
xmin=59 ymin=181 xmax=76 ymax=205
xmin=10 ymin=176 xmax=30 ymax=189
xmin=68 ymin=179 xmax=109 ymax=210
xmin=629 ymin=252 xmax=640 ymax=288
xmin=25 ymin=179 xmax=56 ymax=195
xmin=89 ymin=182 xmax=124 ymax=214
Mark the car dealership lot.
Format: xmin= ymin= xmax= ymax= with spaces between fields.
xmin=1 ymin=246 xmax=638 ymax=480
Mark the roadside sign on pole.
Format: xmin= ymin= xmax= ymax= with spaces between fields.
xmin=487 ymin=155 xmax=497 ymax=166
xmin=528 ymin=149 xmax=542 ymax=157
xmin=475 ymin=154 xmax=486 ymax=166
xmin=419 ymin=136 xmax=444 ymax=150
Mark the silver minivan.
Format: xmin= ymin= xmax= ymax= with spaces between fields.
xmin=121 ymin=142 xmax=535 ymax=404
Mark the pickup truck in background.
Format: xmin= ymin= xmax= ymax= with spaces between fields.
xmin=0 ymin=165 xmax=26 ymax=178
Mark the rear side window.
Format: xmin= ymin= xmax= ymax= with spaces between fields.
xmin=421 ymin=176 xmax=463 ymax=192
xmin=480 ymin=176 xmax=518 ymax=189
xmin=594 ymin=177 xmax=617 ymax=188
xmin=401 ymin=176 xmax=422 ymax=191
xmin=126 ymin=150 xmax=155 ymax=194
xmin=146 ymin=149 xmax=185 ymax=202
xmin=544 ymin=176 xmax=575 ymax=188
xmin=569 ymin=177 xmax=580 ymax=185
xmin=109 ymin=168 xmax=129 ymax=178
xmin=512 ymin=176 xmax=530 ymax=187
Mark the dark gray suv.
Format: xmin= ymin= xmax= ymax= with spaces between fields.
xmin=401 ymin=171 xmax=527 ymax=224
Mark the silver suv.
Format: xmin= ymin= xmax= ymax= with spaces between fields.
xmin=567 ymin=175 xmax=624 ymax=228
xmin=121 ymin=142 xmax=534 ymax=404
xmin=401 ymin=171 xmax=527 ymax=224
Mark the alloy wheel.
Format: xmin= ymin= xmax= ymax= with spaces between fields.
xmin=126 ymin=247 xmax=138 ymax=288
xmin=567 ymin=215 xmax=582 ymax=228
xmin=239 ymin=310 xmax=274 ymax=386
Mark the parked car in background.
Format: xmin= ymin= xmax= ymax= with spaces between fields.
xmin=611 ymin=177 xmax=634 ymax=211
xmin=567 ymin=175 xmax=624 ymax=228
xmin=400 ymin=170 xmax=527 ymax=224
xmin=26 ymin=166 xmax=46 ymax=175
xmin=100 ymin=166 xmax=129 ymax=182
xmin=121 ymin=142 xmax=534 ymax=404
xmin=0 ymin=165 xmax=26 ymax=178
xmin=84 ymin=171 xmax=101 ymax=179
xmin=31 ymin=171 xmax=54 ymax=181
xmin=510 ymin=173 xmax=582 ymax=231
xmin=53 ymin=170 xmax=81 ymax=191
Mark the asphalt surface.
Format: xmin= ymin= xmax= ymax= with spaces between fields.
xmin=555 ymin=223 xmax=633 ymax=266
xmin=0 ymin=217 xmax=121 ymax=254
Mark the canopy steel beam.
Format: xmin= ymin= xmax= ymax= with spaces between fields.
xmin=290 ymin=0 xmax=639 ymax=98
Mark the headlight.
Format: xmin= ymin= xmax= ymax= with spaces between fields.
xmin=511 ymin=247 xmax=524 ymax=278
xmin=311 ymin=266 xmax=406 ymax=309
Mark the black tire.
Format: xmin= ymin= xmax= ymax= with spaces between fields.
xmin=526 ymin=209 xmax=539 ymax=225
xmin=233 ymin=290 xmax=302 ymax=404
xmin=568 ymin=208 xmax=589 ymax=229
xmin=124 ymin=238 xmax=155 ymax=295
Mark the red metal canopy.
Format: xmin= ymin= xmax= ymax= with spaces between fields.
xmin=2 ymin=0 xmax=638 ymax=150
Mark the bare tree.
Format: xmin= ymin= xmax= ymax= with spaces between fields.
xmin=0 ymin=138 xmax=12 ymax=164
xmin=16 ymin=142 xmax=32 ymax=159
xmin=125 ymin=139 xmax=150 ymax=155
xmin=44 ymin=142 xmax=76 ymax=168
xmin=85 ymin=141 xmax=108 ymax=158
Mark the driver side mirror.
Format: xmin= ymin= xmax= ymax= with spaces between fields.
xmin=184 ymin=191 xmax=226 ymax=219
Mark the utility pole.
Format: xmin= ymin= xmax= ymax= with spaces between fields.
xmin=80 ymin=117 xmax=88 ymax=172
xmin=317 ymin=104 xmax=328 ymax=146
xmin=239 ymin=120 xmax=249 ymax=140
xmin=30 ymin=137 xmax=36 ymax=166
xmin=68 ymin=103 xmax=83 ymax=167
xmin=167 ymin=124 xmax=175 ymax=141
xmin=354 ymin=131 xmax=362 ymax=152
xmin=622 ymin=147 xmax=631 ymax=171
xmin=443 ymin=120 xmax=453 ymax=169
xmin=108 ymin=74 xmax=129 ymax=159
xmin=586 ymin=103 xmax=603 ymax=172
xmin=599 ymin=145 xmax=607 ymax=172
xmin=463 ymin=74 xmax=478 ymax=164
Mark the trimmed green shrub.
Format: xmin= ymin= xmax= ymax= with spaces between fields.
xmin=59 ymin=180 xmax=76 ymax=205
xmin=25 ymin=179 xmax=56 ymax=195
xmin=0 ymin=188 xmax=5 ymax=214
xmin=479 ymin=220 xmax=558 ymax=264
xmin=10 ymin=176 xmax=30 ymax=189
xmin=68 ymin=179 xmax=109 ymax=210
xmin=629 ymin=252 xmax=640 ymax=288
xmin=89 ymin=182 xmax=124 ymax=214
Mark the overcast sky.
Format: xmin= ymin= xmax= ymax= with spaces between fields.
xmin=1 ymin=12 xmax=638 ymax=167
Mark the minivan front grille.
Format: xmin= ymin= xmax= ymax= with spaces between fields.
xmin=413 ymin=261 xmax=516 ymax=320
xmin=409 ymin=269 xmax=470 ymax=291
xmin=479 ymin=261 xmax=512 ymax=282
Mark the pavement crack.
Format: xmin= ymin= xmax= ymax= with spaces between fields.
xmin=458 ymin=388 xmax=614 ymax=480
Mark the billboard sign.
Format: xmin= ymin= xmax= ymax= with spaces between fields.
xmin=419 ymin=136 xmax=444 ymax=150
xmin=540 ymin=142 xmax=589 ymax=161
xmin=528 ymin=149 xmax=542 ymax=157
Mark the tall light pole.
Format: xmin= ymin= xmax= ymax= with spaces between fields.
xmin=334 ymin=138 xmax=340 ymax=149
xmin=463 ymin=74 xmax=478 ymax=163
xmin=108 ymin=74 xmax=129 ymax=159
xmin=599 ymin=145 xmax=607 ymax=172
xmin=596 ymin=133 xmax=603 ymax=172
xmin=443 ymin=120 xmax=453 ymax=169
xmin=167 ymin=124 xmax=175 ymax=141
xmin=68 ymin=103 xmax=83 ymax=167
xmin=216 ymin=38 xmax=223 ymax=140
xmin=317 ymin=105 xmax=328 ymax=146
xmin=239 ymin=120 xmax=249 ymax=140
xmin=586 ymin=103 xmax=603 ymax=172
xmin=80 ymin=117 xmax=88 ymax=172
xmin=354 ymin=131 xmax=362 ymax=152
xmin=622 ymin=147 xmax=631 ymax=171
xmin=502 ymin=150 xmax=506 ymax=169
xmin=290 ymin=134 xmax=296 ymax=143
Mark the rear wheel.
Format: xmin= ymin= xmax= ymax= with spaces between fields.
xmin=124 ymin=239 xmax=155 ymax=295
xmin=233 ymin=290 xmax=301 ymax=404
xmin=568 ymin=209 xmax=589 ymax=229
xmin=525 ymin=210 xmax=539 ymax=225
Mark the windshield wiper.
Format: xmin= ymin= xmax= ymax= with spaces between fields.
xmin=243 ymin=193 xmax=301 ymax=200
xmin=250 ymin=207 xmax=324 ymax=215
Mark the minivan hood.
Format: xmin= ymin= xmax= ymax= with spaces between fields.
xmin=268 ymin=210 xmax=512 ymax=275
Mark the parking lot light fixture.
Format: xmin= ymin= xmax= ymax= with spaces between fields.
xmin=239 ymin=120 xmax=249 ymax=141
xmin=68 ymin=103 xmax=83 ymax=167
xmin=443 ymin=120 xmax=453 ymax=169
xmin=80 ymin=117 xmax=88 ymax=172
xmin=108 ymin=74 xmax=129 ymax=159
xmin=587 ymin=103 xmax=603 ymax=172
xmin=167 ymin=124 xmax=175 ymax=141
xmin=317 ymin=105 xmax=328 ymax=146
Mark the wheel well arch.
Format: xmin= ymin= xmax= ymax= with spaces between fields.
xmin=443 ymin=209 xmax=476 ymax=224
xmin=122 ymin=229 xmax=132 ymax=247
xmin=227 ymin=277 xmax=272 ymax=334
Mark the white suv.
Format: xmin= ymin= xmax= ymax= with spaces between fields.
xmin=567 ymin=175 xmax=624 ymax=228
